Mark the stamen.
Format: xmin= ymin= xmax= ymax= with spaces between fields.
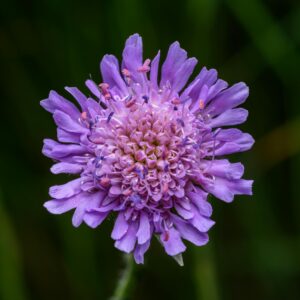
xmin=199 ymin=99 xmax=205 ymax=110
xmin=143 ymin=166 xmax=148 ymax=176
xmin=123 ymin=188 xmax=132 ymax=196
xmin=125 ymin=95 xmax=136 ymax=108
xmin=94 ymin=155 xmax=105 ymax=168
xmin=176 ymin=118 xmax=185 ymax=127
xmin=88 ymin=120 xmax=94 ymax=129
xmin=124 ymin=164 xmax=136 ymax=174
xmin=180 ymin=136 xmax=189 ymax=146
xmin=107 ymin=112 xmax=114 ymax=123
xmin=171 ymin=98 xmax=180 ymax=105
xmin=137 ymin=58 xmax=151 ymax=73
xmin=122 ymin=68 xmax=131 ymax=86
xmin=99 ymin=177 xmax=110 ymax=187
xmin=99 ymin=83 xmax=111 ymax=100
xmin=142 ymin=95 xmax=149 ymax=104
xmin=134 ymin=167 xmax=144 ymax=179
xmin=81 ymin=111 xmax=88 ymax=120
xmin=164 ymin=163 xmax=169 ymax=172
xmin=122 ymin=68 xmax=131 ymax=77
xmin=162 ymin=231 xmax=169 ymax=242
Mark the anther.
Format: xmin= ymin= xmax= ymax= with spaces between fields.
xmin=107 ymin=112 xmax=114 ymax=123
xmin=134 ymin=167 xmax=144 ymax=179
xmin=176 ymin=118 xmax=185 ymax=127
xmin=125 ymin=95 xmax=136 ymax=108
xmin=137 ymin=58 xmax=151 ymax=73
xmin=162 ymin=231 xmax=170 ymax=242
xmin=81 ymin=111 xmax=88 ymax=120
xmin=95 ymin=156 xmax=105 ymax=168
xmin=122 ymin=68 xmax=131 ymax=77
xmin=163 ymin=163 xmax=169 ymax=172
xmin=142 ymin=95 xmax=149 ymax=103
xmin=123 ymin=188 xmax=132 ymax=196
xmin=171 ymin=98 xmax=181 ymax=105
xmin=99 ymin=82 xmax=111 ymax=100
xmin=199 ymin=99 xmax=205 ymax=110
xmin=143 ymin=166 xmax=148 ymax=176
xmin=99 ymin=177 xmax=110 ymax=187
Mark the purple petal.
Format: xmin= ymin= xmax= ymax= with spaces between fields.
xmin=42 ymin=139 xmax=58 ymax=157
xmin=111 ymin=212 xmax=129 ymax=240
xmin=189 ymin=205 xmax=215 ymax=232
xmin=83 ymin=210 xmax=109 ymax=228
xmin=186 ymin=186 xmax=212 ymax=217
xmin=91 ymin=198 xmax=118 ymax=212
xmin=44 ymin=192 xmax=83 ymax=214
xmin=206 ymin=79 xmax=228 ymax=101
xmin=191 ymin=215 xmax=215 ymax=233
xmin=49 ymin=178 xmax=82 ymax=199
xmin=50 ymin=162 xmax=83 ymax=174
xmin=122 ymin=33 xmax=144 ymax=82
xmin=114 ymin=222 xmax=138 ymax=253
xmin=150 ymin=51 xmax=160 ymax=89
xmin=187 ymin=67 xmax=219 ymax=101
xmin=122 ymin=34 xmax=143 ymax=66
xmin=65 ymin=86 xmax=87 ymax=111
xmin=43 ymin=140 xmax=87 ymax=159
xmin=72 ymin=191 xmax=106 ymax=227
xmin=161 ymin=42 xmax=187 ymax=87
xmin=207 ymin=82 xmax=249 ymax=116
xmin=52 ymin=144 xmax=87 ymax=158
xmin=53 ymin=110 xmax=88 ymax=134
xmin=57 ymin=128 xmax=80 ymax=143
xmin=160 ymin=227 xmax=186 ymax=256
xmin=209 ymin=108 xmax=248 ymax=128
xmin=174 ymin=202 xmax=194 ymax=220
xmin=100 ymin=54 xmax=128 ymax=96
xmin=201 ymin=159 xmax=244 ymax=180
xmin=85 ymin=79 xmax=101 ymax=98
xmin=134 ymin=240 xmax=150 ymax=264
xmin=40 ymin=90 xmax=80 ymax=118
xmin=86 ymin=98 xmax=101 ymax=119
xmin=136 ymin=212 xmax=151 ymax=244
xmin=204 ymin=178 xmax=253 ymax=202
xmin=214 ymin=130 xmax=254 ymax=156
xmin=171 ymin=58 xmax=197 ymax=92
xmin=109 ymin=185 xmax=122 ymax=196
xmin=172 ymin=215 xmax=209 ymax=246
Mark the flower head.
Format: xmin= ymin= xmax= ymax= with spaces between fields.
xmin=41 ymin=34 xmax=254 ymax=264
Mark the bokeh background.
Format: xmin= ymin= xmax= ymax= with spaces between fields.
xmin=1 ymin=0 xmax=300 ymax=299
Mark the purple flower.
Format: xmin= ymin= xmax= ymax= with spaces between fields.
xmin=41 ymin=34 xmax=254 ymax=264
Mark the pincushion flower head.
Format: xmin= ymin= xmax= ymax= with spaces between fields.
xmin=41 ymin=34 xmax=254 ymax=264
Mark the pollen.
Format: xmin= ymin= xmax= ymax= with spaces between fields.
xmin=137 ymin=58 xmax=151 ymax=73
xmin=199 ymin=99 xmax=205 ymax=109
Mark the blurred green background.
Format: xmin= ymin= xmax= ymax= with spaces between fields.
xmin=1 ymin=0 xmax=300 ymax=299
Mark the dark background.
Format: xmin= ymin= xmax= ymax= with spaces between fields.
xmin=1 ymin=0 xmax=300 ymax=299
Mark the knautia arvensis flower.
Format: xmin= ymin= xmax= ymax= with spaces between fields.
xmin=41 ymin=34 xmax=254 ymax=264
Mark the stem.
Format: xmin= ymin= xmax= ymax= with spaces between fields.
xmin=110 ymin=254 xmax=135 ymax=300
xmin=194 ymin=246 xmax=220 ymax=300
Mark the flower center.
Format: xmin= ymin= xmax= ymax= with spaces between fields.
xmin=89 ymin=99 xmax=201 ymax=209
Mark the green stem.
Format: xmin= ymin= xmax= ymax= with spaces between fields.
xmin=110 ymin=254 xmax=135 ymax=300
